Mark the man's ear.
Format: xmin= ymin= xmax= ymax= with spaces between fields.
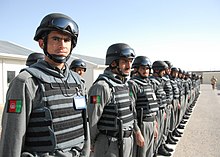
xmin=111 ymin=60 xmax=117 ymax=67
xmin=38 ymin=39 xmax=44 ymax=49
xmin=134 ymin=68 xmax=138 ymax=73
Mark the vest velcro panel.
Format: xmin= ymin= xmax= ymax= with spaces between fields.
xmin=98 ymin=85 xmax=134 ymax=131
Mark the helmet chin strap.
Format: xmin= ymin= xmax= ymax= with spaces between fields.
xmin=113 ymin=60 xmax=127 ymax=77
xmin=137 ymin=71 xmax=147 ymax=79
xmin=43 ymin=36 xmax=74 ymax=63
xmin=117 ymin=66 xmax=129 ymax=77
xmin=110 ymin=60 xmax=129 ymax=77
xmin=44 ymin=51 xmax=70 ymax=63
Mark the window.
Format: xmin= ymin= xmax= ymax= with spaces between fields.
xmin=7 ymin=71 xmax=15 ymax=84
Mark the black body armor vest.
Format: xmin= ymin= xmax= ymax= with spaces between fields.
xmin=170 ymin=78 xmax=180 ymax=99
xmin=23 ymin=62 xmax=86 ymax=153
xmin=96 ymin=75 xmax=134 ymax=131
xmin=130 ymin=77 xmax=159 ymax=116
xmin=149 ymin=76 xmax=167 ymax=109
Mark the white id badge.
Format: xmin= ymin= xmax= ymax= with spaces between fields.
xmin=73 ymin=96 xmax=87 ymax=110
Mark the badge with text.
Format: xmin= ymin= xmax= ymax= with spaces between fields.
xmin=90 ymin=95 xmax=101 ymax=105
xmin=7 ymin=99 xmax=22 ymax=113
xmin=73 ymin=96 xmax=87 ymax=110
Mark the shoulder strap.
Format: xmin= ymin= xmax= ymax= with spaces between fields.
xmin=94 ymin=74 xmax=114 ymax=88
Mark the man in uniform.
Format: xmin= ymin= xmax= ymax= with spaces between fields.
xmin=0 ymin=13 xmax=90 ymax=157
xmin=163 ymin=61 xmax=178 ymax=145
xmin=70 ymin=59 xmax=87 ymax=95
xmin=150 ymin=61 xmax=172 ymax=156
xmin=210 ymin=76 xmax=217 ymax=90
xmin=184 ymin=72 xmax=193 ymax=117
xmin=26 ymin=52 xmax=45 ymax=66
xmin=169 ymin=67 xmax=181 ymax=141
xmin=180 ymin=70 xmax=189 ymax=127
xmin=175 ymin=69 xmax=186 ymax=132
xmin=70 ymin=59 xmax=87 ymax=78
xmin=87 ymin=43 xmax=144 ymax=157
xmin=129 ymin=56 xmax=159 ymax=157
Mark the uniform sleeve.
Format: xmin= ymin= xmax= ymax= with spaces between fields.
xmin=128 ymin=80 xmax=140 ymax=133
xmin=87 ymin=81 xmax=110 ymax=147
xmin=0 ymin=73 xmax=36 ymax=157
xmin=127 ymin=80 xmax=137 ymax=101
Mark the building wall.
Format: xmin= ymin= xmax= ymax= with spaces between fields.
xmin=0 ymin=59 xmax=3 ymax=105
xmin=0 ymin=58 xmax=26 ymax=105
xmin=83 ymin=67 xmax=105 ymax=91
xmin=0 ymin=56 xmax=106 ymax=106
xmin=202 ymin=72 xmax=220 ymax=86
xmin=83 ymin=67 xmax=93 ymax=91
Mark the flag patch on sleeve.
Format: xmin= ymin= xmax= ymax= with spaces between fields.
xmin=90 ymin=95 xmax=101 ymax=104
xmin=7 ymin=99 xmax=22 ymax=113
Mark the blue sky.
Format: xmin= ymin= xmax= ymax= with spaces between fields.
xmin=1 ymin=0 xmax=220 ymax=71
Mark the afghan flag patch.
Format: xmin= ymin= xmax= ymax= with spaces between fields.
xmin=7 ymin=99 xmax=22 ymax=113
xmin=90 ymin=95 xmax=101 ymax=104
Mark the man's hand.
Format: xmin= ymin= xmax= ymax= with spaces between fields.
xmin=135 ymin=130 xmax=145 ymax=147
xmin=90 ymin=146 xmax=94 ymax=152
xmin=164 ymin=112 xmax=167 ymax=119
xmin=178 ymin=103 xmax=181 ymax=109
xmin=154 ymin=121 xmax=158 ymax=139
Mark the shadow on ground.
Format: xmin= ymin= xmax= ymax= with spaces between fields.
xmin=215 ymin=85 xmax=220 ymax=95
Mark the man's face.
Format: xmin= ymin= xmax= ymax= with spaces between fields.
xmin=165 ymin=68 xmax=171 ymax=75
xmin=46 ymin=31 xmax=72 ymax=57
xmin=74 ymin=67 xmax=85 ymax=76
xmin=138 ymin=65 xmax=150 ymax=77
xmin=172 ymin=71 xmax=178 ymax=78
xmin=159 ymin=69 xmax=166 ymax=77
xmin=118 ymin=57 xmax=133 ymax=76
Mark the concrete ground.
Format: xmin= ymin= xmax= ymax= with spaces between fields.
xmin=171 ymin=84 xmax=220 ymax=157
xmin=157 ymin=84 xmax=220 ymax=157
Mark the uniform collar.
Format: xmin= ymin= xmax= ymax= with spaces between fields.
xmin=104 ymin=67 xmax=128 ymax=84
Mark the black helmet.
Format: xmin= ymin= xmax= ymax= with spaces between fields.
xmin=132 ymin=56 xmax=151 ymax=69
xmin=171 ymin=67 xmax=179 ymax=72
xmin=185 ymin=71 xmax=191 ymax=76
xmin=70 ymin=59 xmax=86 ymax=72
xmin=192 ymin=73 xmax=196 ymax=78
xmin=26 ymin=52 xmax=44 ymax=66
xmin=34 ymin=13 xmax=79 ymax=45
xmin=34 ymin=13 xmax=79 ymax=63
xmin=164 ymin=60 xmax=173 ymax=68
xmin=182 ymin=70 xmax=186 ymax=75
xmin=152 ymin=60 xmax=168 ymax=71
xmin=105 ymin=43 xmax=135 ymax=65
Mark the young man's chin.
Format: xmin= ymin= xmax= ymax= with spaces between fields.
xmin=123 ymin=72 xmax=130 ymax=76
